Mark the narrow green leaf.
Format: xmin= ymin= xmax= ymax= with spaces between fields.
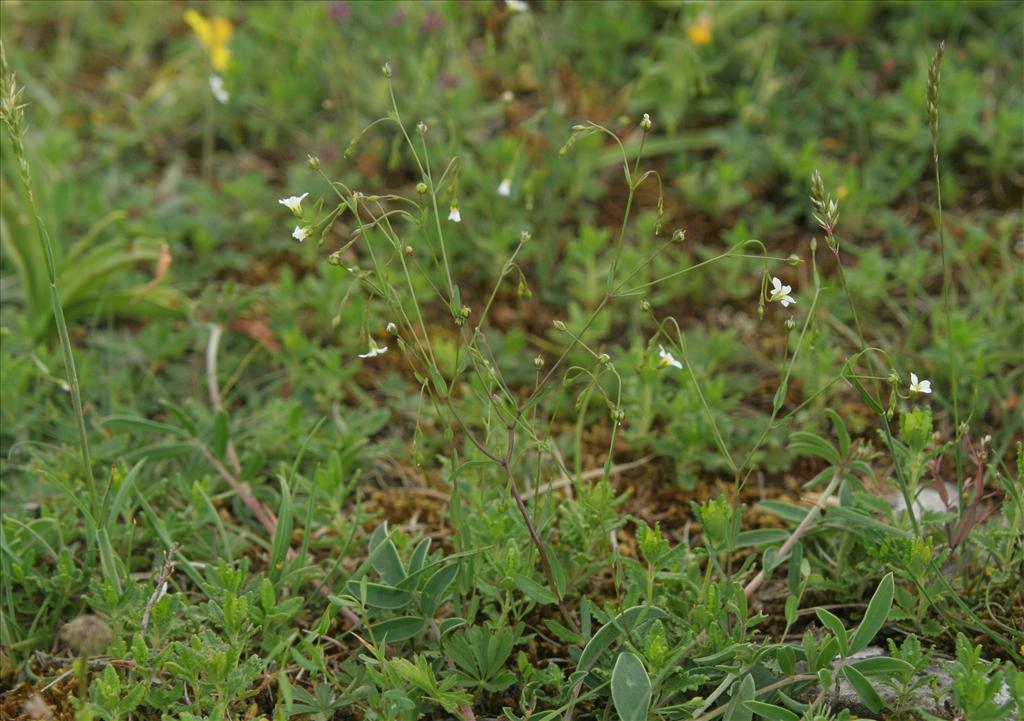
xmin=849 ymin=573 xmax=894 ymax=654
xmin=421 ymin=563 xmax=459 ymax=617
xmin=269 ymin=477 xmax=293 ymax=585
xmin=211 ymin=410 xmax=230 ymax=460
xmin=815 ymin=608 xmax=849 ymax=657
xmin=102 ymin=414 xmax=189 ymax=438
xmin=850 ymin=657 xmax=915 ymax=676
xmin=345 ymin=581 xmax=412 ymax=609
xmin=725 ymin=675 xmax=755 ymax=721
xmin=370 ymin=616 xmax=425 ymax=643
xmin=735 ymin=529 xmax=790 ymax=548
xmin=611 ymin=652 xmax=651 ymax=721
xmin=577 ymin=606 xmax=668 ymax=672
xmin=369 ymin=533 xmax=406 ymax=585
xmin=842 ymin=664 xmax=883 ymax=713
xmin=511 ymin=573 xmax=558 ymax=605
xmin=744 ymin=700 xmax=799 ymax=721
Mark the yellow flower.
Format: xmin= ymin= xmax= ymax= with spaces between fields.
xmin=687 ymin=15 xmax=712 ymax=46
xmin=184 ymin=9 xmax=233 ymax=73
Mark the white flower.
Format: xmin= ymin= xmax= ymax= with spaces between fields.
xmin=208 ymin=74 xmax=229 ymax=104
xmin=909 ymin=373 xmax=932 ymax=394
xmin=497 ymin=178 xmax=512 ymax=197
xmin=386 ymin=322 xmax=398 ymax=335
xmin=658 ymin=345 xmax=683 ymax=370
xmin=278 ymin=193 xmax=309 ymax=215
xmin=448 ymin=204 xmax=461 ymax=223
xmin=769 ymin=276 xmax=796 ymax=307
xmin=501 ymin=90 xmax=515 ymax=103
xmin=505 ymin=0 xmax=529 ymax=11
xmin=358 ymin=341 xmax=388 ymax=359
xmin=292 ymin=226 xmax=311 ymax=242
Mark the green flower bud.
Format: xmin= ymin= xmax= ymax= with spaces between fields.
xmin=307 ymin=154 xmax=321 ymax=170
xmin=416 ymin=182 xmax=428 ymax=195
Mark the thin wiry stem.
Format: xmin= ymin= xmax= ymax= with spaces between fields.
xmin=929 ymin=41 xmax=964 ymax=509
xmin=1 ymin=47 xmax=99 ymax=518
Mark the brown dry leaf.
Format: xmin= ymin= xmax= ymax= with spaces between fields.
xmin=228 ymin=317 xmax=282 ymax=353
xmin=133 ymin=241 xmax=172 ymax=302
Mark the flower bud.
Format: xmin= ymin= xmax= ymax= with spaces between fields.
xmin=382 ymin=62 xmax=392 ymax=78
xmin=611 ymin=407 xmax=625 ymax=422
xmin=307 ymin=154 xmax=321 ymax=170
xmin=405 ymin=245 xmax=413 ymax=256
xmin=784 ymin=318 xmax=795 ymax=330
xmin=460 ymin=305 xmax=471 ymax=318
xmin=61 ymin=615 xmax=113 ymax=656
xmin=416 ymin=182 xmax=428 ymax=194
xmin=640 ymin=113 xmax=652 ymax=131
xmin=533 ymin=355 xmax=544 ymax=369
xmin=787 ymin=254 xmax=801 ymax=266
xmin=672 ymin=229 xmax=686 ymax=243
xmin=597 ymin=353 xmax=611 ymax=366
xmin=517 ymin=277 xmax=532 ymax=300
xmin=386 ymin=322 xmax=398 ymax=335
xmin=640 ymin=299 xmax=652 ymax=312
xmin=519 ymin=230 xmax=531 ymax=243
xmin=552 ymin=320 xmax=567 ymax=331
xmin=416 ymin=121 xmax=428 ymax=135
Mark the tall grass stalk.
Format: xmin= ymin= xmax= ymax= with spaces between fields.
xmin=928 ymin=41 xmax=964 ymax=509
xmin=1 ymin=48 xmax=99 ymax=518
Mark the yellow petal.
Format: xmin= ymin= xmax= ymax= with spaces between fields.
xmin=211 ymin=46 xmax=231 ymax=73
xmin=183 ymin=9 xmax=213 ymax=46
xmin=211 ymin=16 xmax=234 ymax=44
xmin=687 ymin=17 xmax=712 ymax=46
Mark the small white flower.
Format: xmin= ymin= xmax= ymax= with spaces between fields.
xmin=448 ymin=204 xmax=461 ymax=223
xmin=292 ymin=226 xmax=311 ymax=242
xmin=501 ymin=90 xmax=515 ymax=103
xmin=278 ymin=193 xmax=309 ymax=215
xmin=769 ymin=276 xmax=796 ymax=307
xmin=909 ymin=373 xmax=932 ymax=394
xmin=658 ymin=345 xmax=683 ymax=370
xmin=208 ymin=74 xmax=229 ymax=104
xmin=505 ymin=0 xmax=529 ymax=11
xmin=386 ymin=322 xmax=398 ymax=335
xmin=358 ymin=341 xmax=388 ymax=359
xmin=496 ymin=178 xmax=512 ymax=197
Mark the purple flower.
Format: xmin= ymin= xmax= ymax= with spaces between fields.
xmin=329 ymin=2 xmax=351 ymax=22
xmin=421 ymin=9 xmax=444 ymax=33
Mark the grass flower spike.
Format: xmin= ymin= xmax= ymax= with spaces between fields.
xmin=497 ymin=178 xmax=512 ymax=197
xmin=208 ymin=74 xmax=229 ymax=104
xmin=909 ymin=372 xmax=932 ymax=394
xmin=184 ymin=9 xmax=233 ymax=72
xmin=279 ymin=193 xmax=309 ymax=215
xmin=769 ymin=276 xmax=796 ymax=307
xmin=658 ymin=345 xmax=683 ymax=369
xmin=358 ymin=340 xmax=388 ymax=359
xmin=292 ymin=226 xmax=310 ymax=242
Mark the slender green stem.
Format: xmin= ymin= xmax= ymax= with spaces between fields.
xmin=1 ymin=57 xmax=99 ymax=519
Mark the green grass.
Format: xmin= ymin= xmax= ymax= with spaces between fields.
xmin=1 ymin=2 xmax=1022 ymax=720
